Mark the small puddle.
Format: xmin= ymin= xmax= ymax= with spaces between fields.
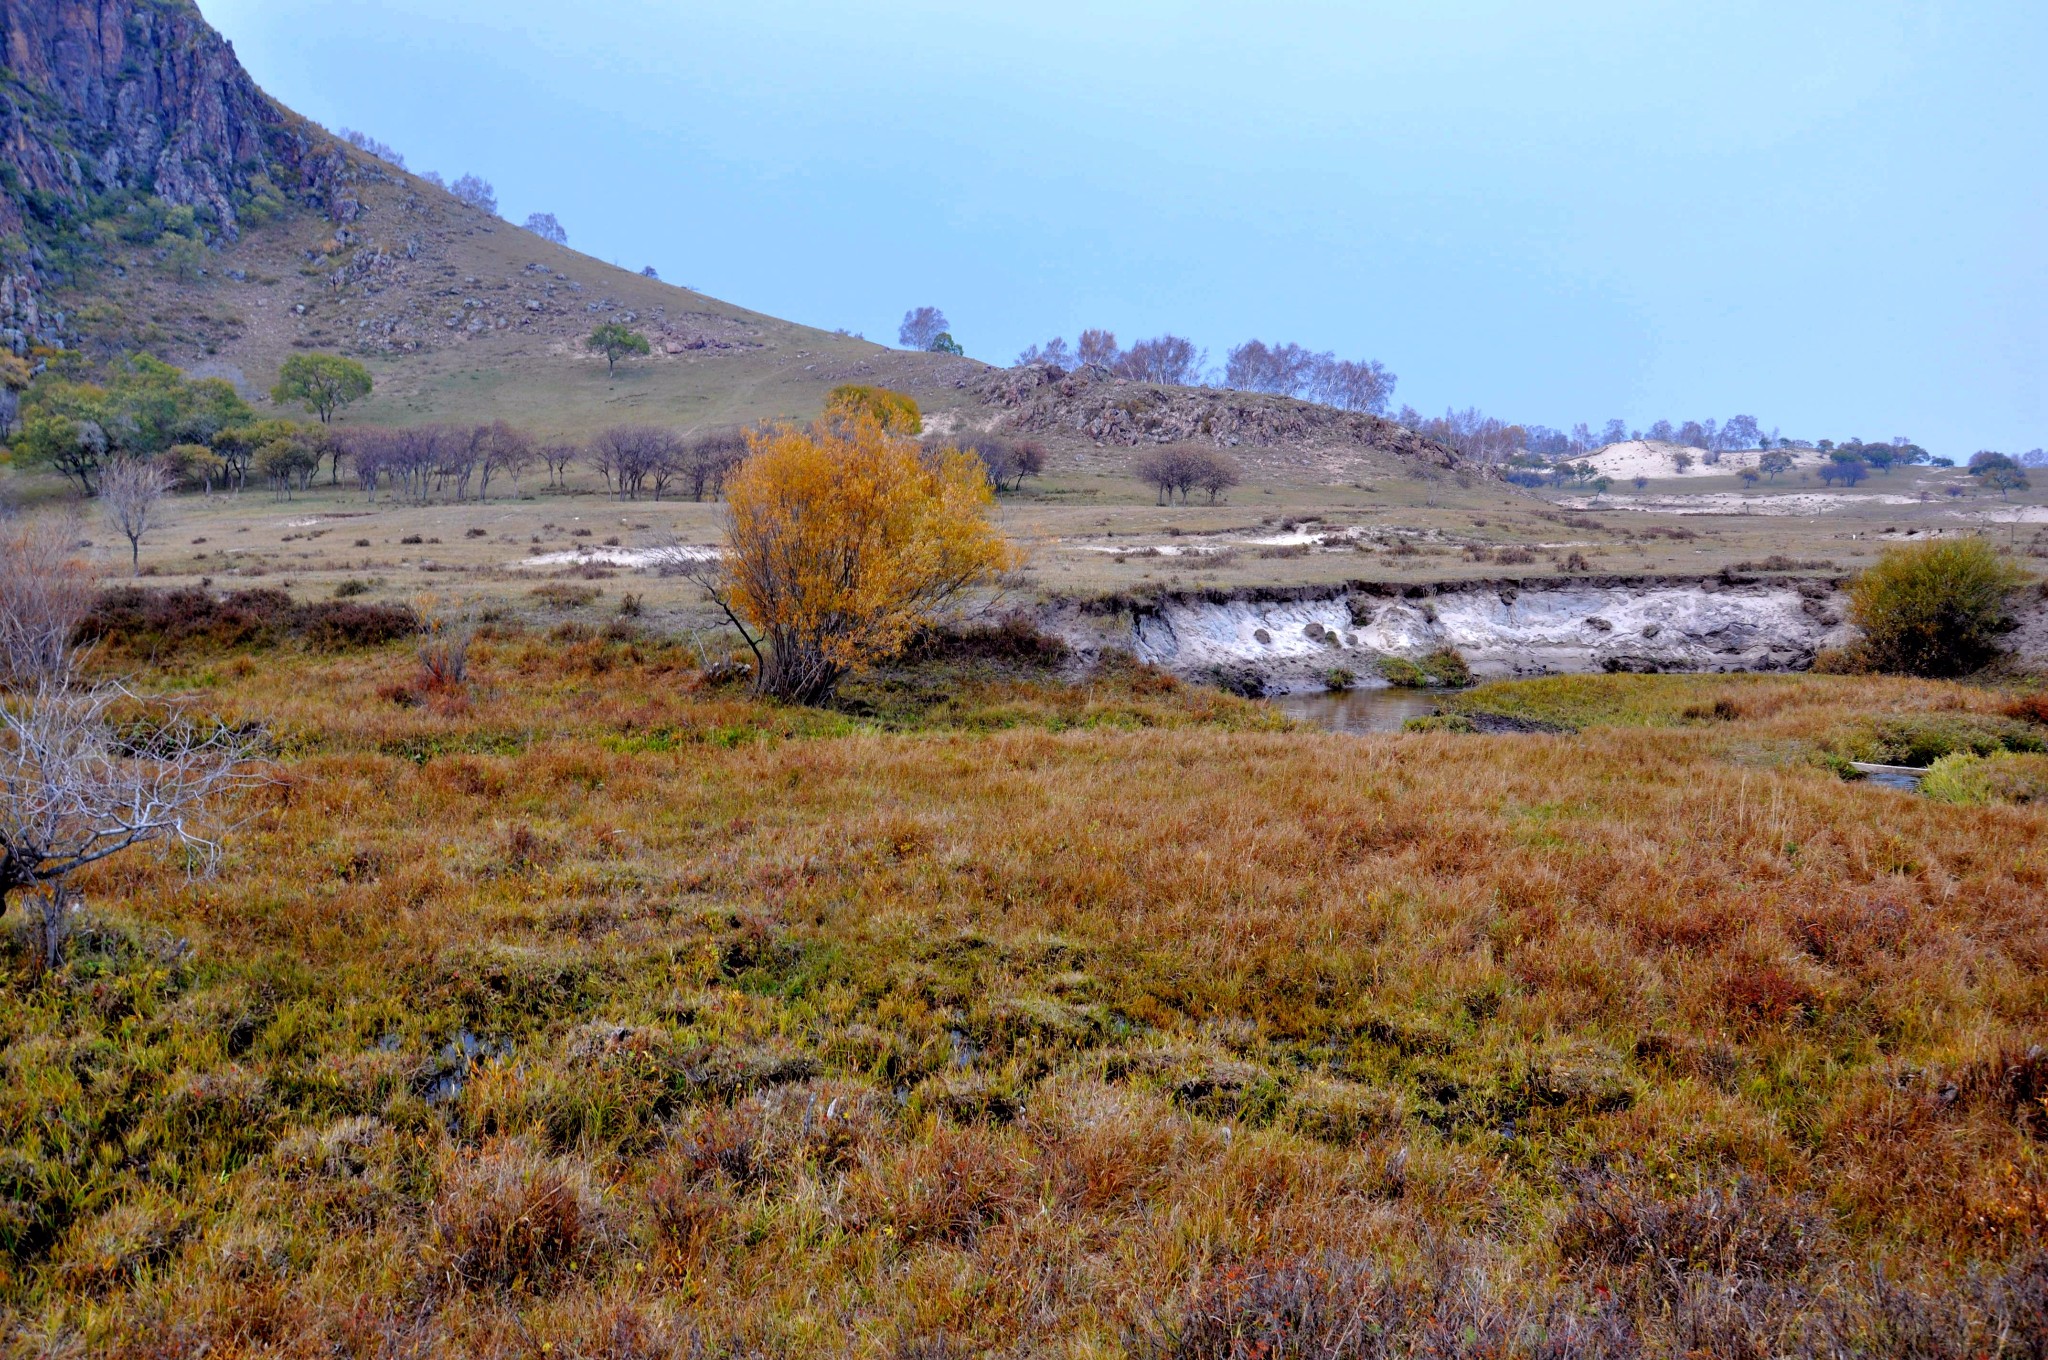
xmin=1271 ymin=688 xmax=1446 ymax=734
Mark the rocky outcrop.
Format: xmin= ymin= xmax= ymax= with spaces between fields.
xmin=0 ymin=0 xmax=356 ymax=349
xmin=975 ymin=362 xmax=1462 ymax=467
xmin=1042 ymin=575 xmax=1861 ymax=693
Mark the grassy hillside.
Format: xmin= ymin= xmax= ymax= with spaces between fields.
xmin=4 ymin=629 xmax=2046 ymax=1354
xmin=54 ymin=157 xmax=989 ymax=437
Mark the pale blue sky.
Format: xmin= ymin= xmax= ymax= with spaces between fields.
xmin=203 ymin=1 xmax=2043 ymax=454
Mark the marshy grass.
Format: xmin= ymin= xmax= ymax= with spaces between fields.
xmin=3 ymin=636 xmax=2046 ymax=1355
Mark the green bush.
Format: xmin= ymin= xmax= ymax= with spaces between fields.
xmin=1323 ymin=667 xmax=1356 ymax=691
xmin=1921 ymin=751 xmax=2048 ymax=806
xmin=1838 ymin=539 xmax=2029 ymax=677
xmin=1822 ymin=713 xmax=2045 ymax=768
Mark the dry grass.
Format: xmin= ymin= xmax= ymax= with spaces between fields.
xmin=2 ymin=635 xmax=2046 ymax=1355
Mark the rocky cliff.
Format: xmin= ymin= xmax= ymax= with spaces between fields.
xmin=0 ymin=0 xmax=352 ymax=351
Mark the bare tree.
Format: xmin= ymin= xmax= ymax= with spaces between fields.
xmin=1194 ymin=449 xmax=1241 ymax=503
xmin=0 ymin=680 xmax=267 ymax=967
xmin=474 ymin=422 xmax=534 ymax=501
xmin=1016 ymin=337 xmax=1073 ymax=368
xmin=450 ymin=174 xmax=498 ymax=215
xmin=1225 ymin=340 xmax=1321 ymax=396
xmin=1076 ymin=329 xmax=1121 ymax=370
xmin=540 ymin=439 xmax=579 ymax=489
xmin=898 ymin=307 xmax=949 ymax=351
xmin=337 ymin=127 xmax=406 ymax=169
xmin=683 ymin=429 xmax=748 ymax=501
xmin=1115 ymin=335 xmax=1206 ymax=385
xmin=98 ymin=459 xmax=173 ymax=576
xmin=522 ymin=212 xmax=567 ymax=245
xmin=1306 ymin=357 xmax=1396 ymax=414
xmin=0 ymin=516 xmax=97 ymax=686
xmin=588 ymin=426 xmax=667 ymax=500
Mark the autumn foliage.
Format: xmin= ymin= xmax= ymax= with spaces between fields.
xmin=710 ymin=414 xmax=1018 ymax=702
xmin=823 ymin=384 xmax=922 ymax=435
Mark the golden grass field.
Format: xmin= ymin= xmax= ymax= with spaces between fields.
xmin=3 ymin=621 xmax=2045 ymax=1356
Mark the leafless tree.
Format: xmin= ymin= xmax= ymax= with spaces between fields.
xmin=522 ymin=212 xmax=567 ymax=245
xmin=1306 ymin=357 xmax=1396 ymax=414
xmin=337 ymin=127 xmax=406 ymax=169
xmin=1076 ymin=329 xmax=1121 ymax=370
xmin=1114 ymin=334 xmax=1206 ymax=385
xmin=1193 ymin=450 xmax=1241 ymax=503
xmin=0 ymin=680 xmax=267 ymax=967
xmin=540 ymin=439 xmax=579 ymax=489
xmin=98 ymin=459 xmax=174 ymax=576
xmin=1016 ymin=337 xmax=1073 ymax=368
xmin=1226 ymin=340 xmax=1319 ymax=396
xmin=450 ymin=174 xmax=498 ymax=215
xmin=0 ymin=516 xmax=97 ymax=687
xmin=474 ymin=422 xmax=534 ymax=501
xmin=683 ymin=429 xmax=748 ymax=501
xmin=898 ymin=307 xmax=949 ymax=351
xmin=588 ymin=426 xmax=667 ymax=500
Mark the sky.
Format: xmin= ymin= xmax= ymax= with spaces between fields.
xmin=201 ymin=0 xmax=2045 ymax=456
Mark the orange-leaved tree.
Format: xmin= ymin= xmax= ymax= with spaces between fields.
xmin=824 ymin=384 xmax=922 ymax=435
xmin=690 ymin=414 xmax=1017 ymax=704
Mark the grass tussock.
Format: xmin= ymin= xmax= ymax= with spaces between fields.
xmin=3 ymin=637 xmax=2047 ymax=1355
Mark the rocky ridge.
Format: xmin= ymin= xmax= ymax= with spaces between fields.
xmin=975 ymin=362 xmax=1462 ymax=468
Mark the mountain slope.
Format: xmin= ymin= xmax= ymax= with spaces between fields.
xmin=0 ymin=0 xmax=1455 ymax=476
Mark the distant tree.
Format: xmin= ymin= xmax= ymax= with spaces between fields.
xmin=1758 ymin=450 xmax=1794 ymax=481
xmin=450 ymin=174 xmax=498 ymax=215
xmin=14 ymin=411 xmax=108 ymax=496
xmin=97 ymin=460 xmax=173 ymax=575
xmin=1134 ymin=446 xmax=1187 ymax=504
xmin=1306 ymin=356 xmax=1396 ymax=413
xmin=1076 ymin=329 xmax=1121 ymax=370
xmin=1722 ymin=414 xmax=1763 ymax=449
xmin=1016 ymin=337 xmax=1073 ymax=368
xmin=1861 ymin=443 xmax=1899 ymax=474
xmin=898 ymin=307 xmax=949 ymax=351
xmin=1601 ymin=419 xmax=1629 ymax=447
xmin=1738 ymin=467 xmax=1760 ymax=487
xmin=271 ymin=353 xmax=373 ymax=436
xmin=825 ymin=385 xmax=921 ymax=435
xmin=682 ymin=429 xmax=749 ymax=500
xmin=641 ymin=265 xmax=660 ymax=279
xmin=420 ymin=171 xmax=447 ymax=189
xmin=927 ymin=332 xmax=966 ymax=356
xmin=1819 ymin=452 xmax=1868 ymax=487
xmin=257 ymin=429 xmax=320 ymax=500
xmin=1570 ymin=423 xmax=1594 ymax=452
xmin=1647 ymin=420 xmax=1676 ymax=443
xmin=1983 ymin=464 xmax=2031 ymax=499
xmin=337 ymin=128 xmax=405 ymax=169
xmin=1133 ymin=444 xmax=1236 ymax=504
xmin=1226 ymin=340 xmax=1317 ymax=397
xmin=522 ymin=213 xmax=567 ymax=245
xmin=539 ymin=439 xmax=579 ymax=489
xmin=587 ymin=323 xmax=652 ymax=377
xmin=1678 ymin=420 xmax=1710 ymax=449
xmin=474 ymin=421 xmax=534 ymax=500
xmin=1193 ymin=449 xmax=1241 ymax=503
xmin=1671 ymin=450 xmax=1695 ymax=474
xmin=1632 ymin=475 xmax=1648 ymax=490
xmin=1114 ymin=334 xmax=1205 ymax=385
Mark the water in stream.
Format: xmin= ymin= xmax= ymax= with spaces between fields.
xmin=1270 ymin=687 xmax=1445 ymax=734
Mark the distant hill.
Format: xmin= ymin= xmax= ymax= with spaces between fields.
xmin=0 ymin=0 xmax=1456 ymax=476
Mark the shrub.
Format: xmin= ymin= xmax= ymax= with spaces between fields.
xmin=1921 ymin=751 xmax=2048 ymax=806
xmin=1840 ymin=539 xmax=2029 ymax=676
xmin=825 ymin=384 xmax=922 ymax=435
xmin=77 ymin=587 xmax=418 ymax=656
xmin=425 ymin=1141 xmax=613 ymax=1294
xmin=1323 ymin=667 xmax=1355 ymax=691
xmin=1379 ymin=656 xmax=1427 ymax=688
